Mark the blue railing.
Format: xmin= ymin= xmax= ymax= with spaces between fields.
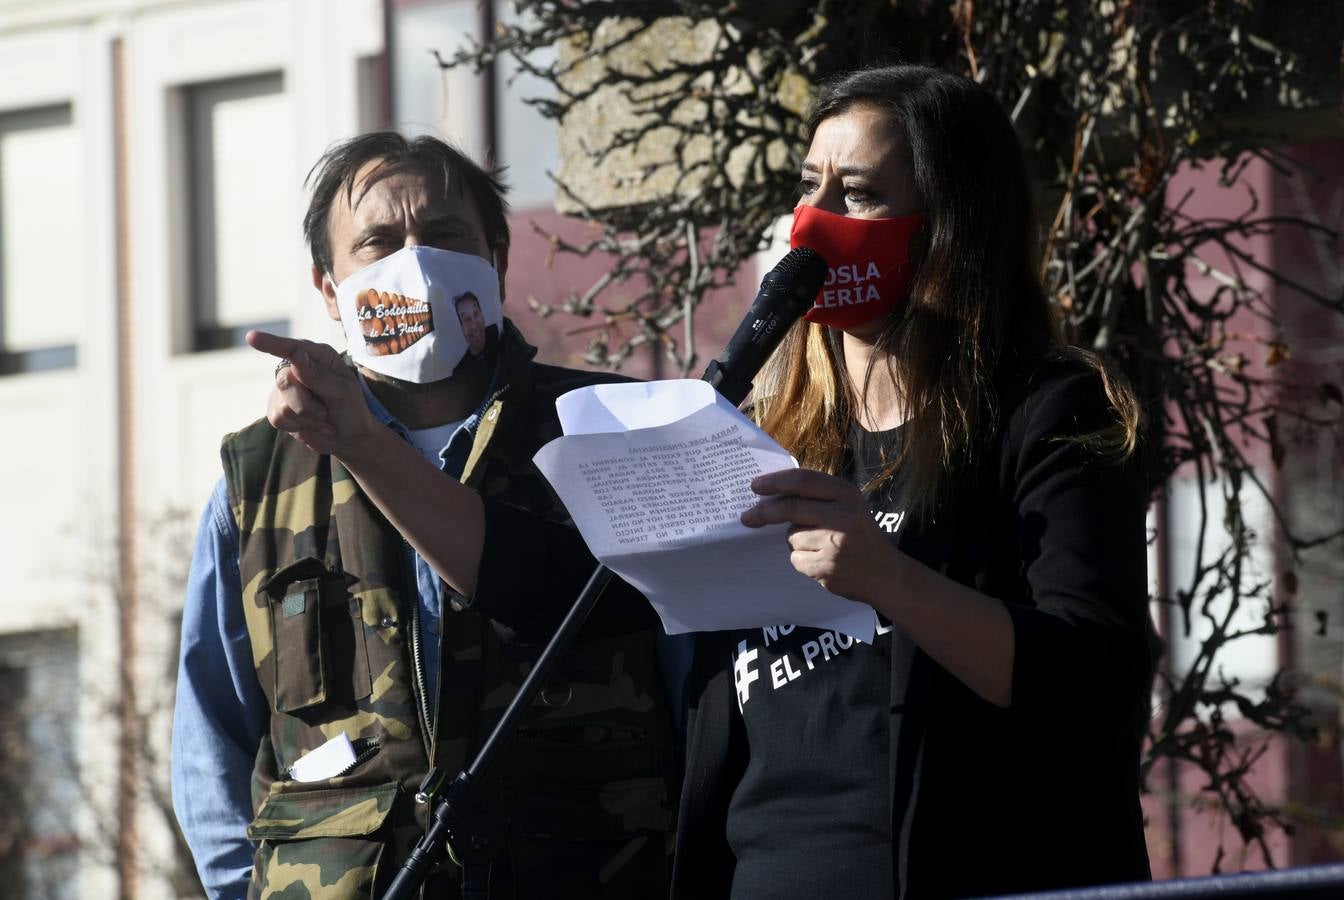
xmin=989 ymin=863 xmax=1344 ymax=899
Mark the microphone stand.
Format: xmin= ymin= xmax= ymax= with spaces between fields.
xmin=383 ymin=564 xmax=614 ymax=900
xmin=382 ymin=247 xmax=823 ymax=900
xmin=382 ymin=366 xmax=752 ymax=900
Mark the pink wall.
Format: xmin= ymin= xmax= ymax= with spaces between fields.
xmin=1149 ymin=139 xmax=1344 ymax=878
xmin=503 ymin=208 xmax=758 ymax=379
xmin=1271 ymin=138 xmax=1344 ymax=870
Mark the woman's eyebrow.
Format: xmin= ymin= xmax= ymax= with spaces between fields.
xmin=835 ymin=165 xmax=881 ymax=179
xmin=799 ymin=160 xmax=882 ymax=179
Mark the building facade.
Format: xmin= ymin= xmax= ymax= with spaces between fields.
xmin=0 ymin=1 xmax=443 ymax=896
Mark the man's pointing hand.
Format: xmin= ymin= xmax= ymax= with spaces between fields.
xmin=246 ymin=330 xmax=375 ymax=456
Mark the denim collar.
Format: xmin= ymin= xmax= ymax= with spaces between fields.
xmin=356 ymin=364 xmax=500 ymax=472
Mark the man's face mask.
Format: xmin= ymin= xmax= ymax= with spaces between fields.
xmin=789 ymin=204 xmax=926 ymax=330
xmin=333 ymin=246 xmax=503 ymax=383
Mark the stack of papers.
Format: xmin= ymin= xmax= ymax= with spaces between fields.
xmin=533 ymin=380 xmax=877 ymax=642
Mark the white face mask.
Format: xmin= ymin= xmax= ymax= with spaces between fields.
xmin=333 ymin=246 xmax=504 ymax=383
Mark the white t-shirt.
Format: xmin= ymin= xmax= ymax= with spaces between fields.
xmin=407 ymin=419 xmax=467 ymax=469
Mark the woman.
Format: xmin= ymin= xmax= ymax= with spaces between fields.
xmin=671 ymin=65 xmax=1153 ymax=899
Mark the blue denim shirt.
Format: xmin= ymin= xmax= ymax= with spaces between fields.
xmin=170 ymin=378 xmax=489 ymax=898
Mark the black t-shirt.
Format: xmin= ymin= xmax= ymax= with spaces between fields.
xmin=724 ymin=424 xmax=906 ymax=900
xmin=672 ymin=362 xmax=1155 ymax=900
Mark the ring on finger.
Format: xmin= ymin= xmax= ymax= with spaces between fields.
xmin=274 ymin=358 xmax=292 ymax=377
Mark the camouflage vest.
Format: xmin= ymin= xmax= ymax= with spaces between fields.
xmin=224 ymin=323 xmax=676 ymax=899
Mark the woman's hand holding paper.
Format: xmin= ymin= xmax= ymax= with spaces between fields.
xmin=741 ymin=468 xmax=902 ymax=606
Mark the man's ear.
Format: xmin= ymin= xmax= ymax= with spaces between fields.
xmin=312 ymin=264 xmax=341 ymax=321
xmin=494 ymin=244 xmax=509 ymax=303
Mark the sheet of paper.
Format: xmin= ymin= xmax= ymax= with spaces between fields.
xmin=534 ymin=380 xmax=877 ymax=642
xmin=289 ymin=732 xmax=356 ymax=783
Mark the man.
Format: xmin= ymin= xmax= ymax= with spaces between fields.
xmin=454 ymin=291 xmax=496 ymax=357
xmin=171 ymin=133 xmax=679 ymax=899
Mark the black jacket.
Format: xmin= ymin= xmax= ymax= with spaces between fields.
xmin=672 ymin=359 xmax=1155 ymax=899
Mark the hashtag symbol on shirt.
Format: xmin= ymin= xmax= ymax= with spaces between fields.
xmin=733 ymin=640 xmax=760 ymax=711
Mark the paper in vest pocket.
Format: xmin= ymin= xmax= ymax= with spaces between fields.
xmin=289 ymin=732 xmax=357 ymax=782
xmin=533 ymin=380 xmax=877 ymax=643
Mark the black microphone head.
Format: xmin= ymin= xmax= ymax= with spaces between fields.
xmin=699 ymin=245 xmax=829 ymax=404
xmin=761 ymin=246 xmax=828 ymax=308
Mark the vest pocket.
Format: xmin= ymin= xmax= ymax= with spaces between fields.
xmin=247 ymin=782 xmax=398 ymax=900
xmin=501 ymin=774 xmax=672 ymax=839
xmin=267 ymin=576 xmax=328 ymax=712
xmin=265 ymin=557 xmax=375 ymax=712
xmin=498 ymin=778 xmax=673 ymax=898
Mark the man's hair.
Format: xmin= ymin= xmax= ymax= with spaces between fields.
xmin=303 ymin=132 xmax=510 ymax=274
xmin=453 ymin=291 xmax=480 ymax=309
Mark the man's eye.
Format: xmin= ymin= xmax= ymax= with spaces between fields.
xmin=431 ymin=237 xmax=484 ymax=257
xmin=798 ymin=179 xmax=818 ymax=196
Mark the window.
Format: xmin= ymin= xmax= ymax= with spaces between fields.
xmin=0 ymin=105 xmax=80 ymax=375
xmin=356 ymin=54 xmax=390 ymax=133
xmin=388 ymin=1 xmax=559 ymax=209
xmin=495 ymin=2 xmax=559 ymax=210
xmin=185 ymin=73 xmax=293 ymax=351
xmin=1162 ymin=475 xmax=1280 ymax=703
xmin=391 ymin=0 xmax=480 ymax=144
xmin=0 ymin=629 xmax=79 ymax=899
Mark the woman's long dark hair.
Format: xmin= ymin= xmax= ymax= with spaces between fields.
xmin=755 ymin=65 xmax=1139 ymax=519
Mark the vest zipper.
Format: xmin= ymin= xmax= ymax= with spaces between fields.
xmin=334 ymin=736 xmax=382 ymax=778
xmin=404 ymin=539 xmax=436 ymax=763
xmin=400 ymin=385 xmax=509 ymax=767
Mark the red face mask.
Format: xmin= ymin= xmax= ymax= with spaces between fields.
xmin=789 ymin=204 xmax=926 ymax=329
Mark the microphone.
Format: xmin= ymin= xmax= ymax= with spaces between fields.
xmin=700 ymin=246 xmax=828 ymax=406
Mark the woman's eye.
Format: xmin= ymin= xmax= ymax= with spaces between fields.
xmin=845 ymin=187 xmax=874 ymax=205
